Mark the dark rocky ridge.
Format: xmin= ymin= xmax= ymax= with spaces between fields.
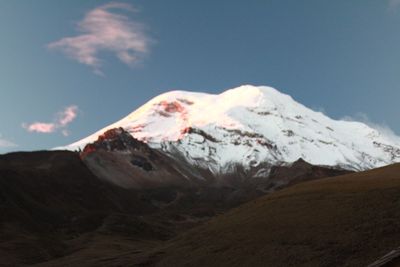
xmin=80 ymin=127 xmax=204 ymax=189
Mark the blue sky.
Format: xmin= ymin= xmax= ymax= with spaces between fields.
xmin=1 ymin=0 xmax=400 ymax=153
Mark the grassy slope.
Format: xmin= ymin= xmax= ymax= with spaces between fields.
xmin=144 ymin=163 xmax=400 ymax=267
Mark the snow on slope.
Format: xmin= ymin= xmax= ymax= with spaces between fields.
xmin=62 ymin=85 xmax=400 ymax=172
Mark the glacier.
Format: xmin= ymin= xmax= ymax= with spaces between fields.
xmin=60 ymin=85 xmax=400 ymax=172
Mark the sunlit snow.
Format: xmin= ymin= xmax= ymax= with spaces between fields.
xmin=61 ymin=85 xmax=400 ymax=172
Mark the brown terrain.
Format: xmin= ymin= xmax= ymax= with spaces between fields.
xmin=3 ymin=128 xmax=394 ymax=266
xmin=0 ymin=150 xmax=253 ymax=266
xmin=134 ymin=163 xmax=400 ymax=267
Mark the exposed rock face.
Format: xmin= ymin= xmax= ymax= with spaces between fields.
xmin=80 ymin=128 xmax=198 ymax=189
xmin=82 ymin=127 xmax=150 ymax=155
xmin=82 ymin=127 xmax=156 ymax=172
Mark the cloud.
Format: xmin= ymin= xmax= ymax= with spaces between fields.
xmin=23 ymin=106 xmax=79 ymax=136
xmin=0 ymin=134 xmax=17 ymax=148
xmin=23 ymin=122 xmax=56 ymax=133
xmin=61 ymin=130 xmax=70 ymax=137
xmin=311 ymin=106 xmax=327 ymax=115
xmin=58 ymin=105 xmax=78 ymax=127
xmin=48 ymin=2 xmax=149 ymax=74
xmin=389 ymin=0 xmax=400 ymax=9
xmin=341 ymin=112 xmax=400 ymax=142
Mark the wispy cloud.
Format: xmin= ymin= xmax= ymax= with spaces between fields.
xmin=388 ymin=0 xmax=400 ymax=9
xmin=0 ymin=134 xmax=17 ymax=148
xmin=58 ymin=105 xmax=78 ymax=127
xmin=342 ymin=112 xmax=400 ymax=142
xmin=22 ymin=106 xmax=79 ymax=136
xmin=48 ymin=2 xmax=149 ymax=75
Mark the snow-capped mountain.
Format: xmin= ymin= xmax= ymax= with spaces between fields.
xmin=63 ymin=85 xmax=400 ymax=173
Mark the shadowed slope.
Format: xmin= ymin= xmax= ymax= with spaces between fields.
xmin=0 ymin=151 xmax=163 ymax=266
xmin=0 ymin=148 xmax=351 ymax=267
xmin=139 ymin=163 xmax=400 ymax=267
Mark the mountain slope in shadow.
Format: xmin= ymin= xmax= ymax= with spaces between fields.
xmin=0 ymin=147 xmax=350 ymax=267
xmin=135 ymin=163 xmax=400 ymax=267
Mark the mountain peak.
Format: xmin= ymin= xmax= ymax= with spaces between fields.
xmin=61 ymin=85 xmax=400 ymax=173
xmin=223 ymin=84 xmax=290 ymax=98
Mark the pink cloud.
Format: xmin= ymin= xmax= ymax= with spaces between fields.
xmin=23 ymin=122 xmax=56 ymax=133
xmin=48 ymin=3 xmax=149 ymax=74
xmin=58 ymin=106 xmax=78 ymax=126
xmin=23 ymin=105 xmax=79 ymax=135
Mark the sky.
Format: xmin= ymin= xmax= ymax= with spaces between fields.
xmin=1 ymin=0 xmax=400 ymax=153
